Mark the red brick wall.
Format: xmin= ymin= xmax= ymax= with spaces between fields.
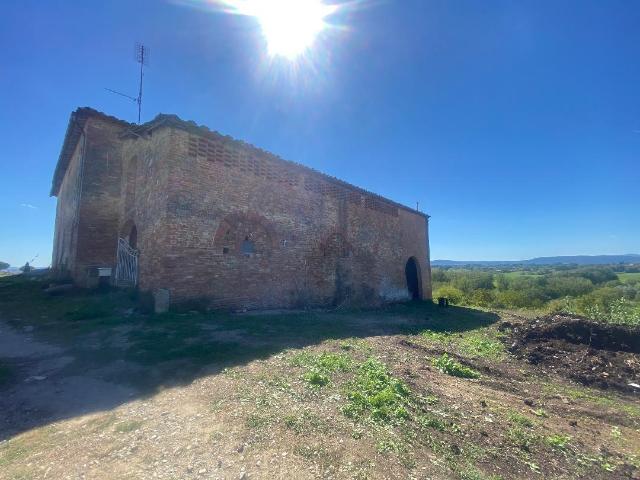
xmin=52 ymin=137 xmax=84 ymax=275
xmin=53 ymin=114 xmax=432 ymax=307
xmin=53 ymin=117 xmax=127 ymax=283
xmin=138 ymin=127 xmax=432 ymax=309
xmin=119 ymin=128 xmax=175 ymax=291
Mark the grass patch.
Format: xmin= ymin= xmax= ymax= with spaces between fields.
xmin=291 ymin=351 xmax=353 ymax=388
xmin=290 ymin=351 xmax=353 ymax=372
xmin=420 ymin=328 xmax=505 ymax=360
xmin=283 ymin=411 xmax=328 ymax=435
xmin=342 ymin=358 xmax=411 ymax=424
xmin=114 ymin=420 xmax=143 ymax=433
xmin=543 ymin=383 xmax=640 ymax=418
xmin=433 ymin=354 xmax=480 ymax=379
xmin=459 ymin=466 xmax=503 ymax=480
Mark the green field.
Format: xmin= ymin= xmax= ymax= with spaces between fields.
xmin=618 ymin=272 xmax=640 ymax=284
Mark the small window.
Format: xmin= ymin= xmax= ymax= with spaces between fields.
xmin=222 ymin=247 xmax=229 ymax=255
xmin=241 ymin=237 xmax=255 ymax=256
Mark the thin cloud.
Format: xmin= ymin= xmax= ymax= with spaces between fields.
xmin=20 ymin=203 xmax=37 ymax=209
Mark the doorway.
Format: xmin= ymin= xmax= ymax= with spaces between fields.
xmin=405 ymin=257 xmax=421 ymax=300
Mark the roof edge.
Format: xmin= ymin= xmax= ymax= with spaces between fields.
xmin=51 ymin=107 xmax=429 ymax=219
xmin=50 ymin=108 xmax=132 ymax=197
xmin=130 ymin=113 xmax=430 ymax=219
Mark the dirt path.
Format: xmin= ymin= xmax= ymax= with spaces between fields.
xmin=0 ymin=319 xmax=137 ymax=440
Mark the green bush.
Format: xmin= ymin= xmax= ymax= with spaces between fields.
xmin=469 ymin=289 xmax=495 ymax=307
xmin=433 ymin=285 xmax=464 ymax=305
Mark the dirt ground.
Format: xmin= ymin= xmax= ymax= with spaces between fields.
xmin=0 ymin=277 xmax=639 ymax=479
xmin=506 ymin=314 xmax=640 ymax=393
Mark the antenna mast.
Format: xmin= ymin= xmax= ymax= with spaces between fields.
xmin=135 ymin=43 xmax=148 ymax=124
xmin=105 ymin=43 xmax=149 ymax=124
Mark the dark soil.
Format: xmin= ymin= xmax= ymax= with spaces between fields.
xmin=505 ymin=314 xmax=640 ymax=393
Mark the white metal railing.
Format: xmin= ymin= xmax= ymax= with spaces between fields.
xmin=114 ymin=237 xmax=138 ymax=287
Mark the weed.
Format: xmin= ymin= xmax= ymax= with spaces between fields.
xmin=303 ymin=369 xmax=330 ymax=387
xmin=376 ymin=438 xmax=405 ymax=454
xmin=523 ymin=461 xmax=541 ymax=473
xmin=417 ymin=413 xmax=446 ymax=432
xmin=459 ymin=466 xmax=503 ymax=480
xmin=508 ymin=411 xmax=534 ymax=428
xmin=610 ymin=426 xmax=622 ymax=439
xmin=601 ymin=461 xmax=616 ymax=472
xmin=546 ymin=434 xmax=571 ymax=451
xmin=433 ymin=354 xmax=480 ymax=379
xmin=507 ymin=426 xmax=538 ymax=452
xmin=291 ymin=351 xmax=353 ymax=372
xmin=293 ymin=351 xmax=352 ymax=388
xmin=342 ymin=358 xmax=411 ymax=424
xmin=532 ymin=408 xmax=547 ymax=418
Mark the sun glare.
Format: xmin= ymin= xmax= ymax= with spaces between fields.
xmin=223 ymin=0 xmax=338 ymax=59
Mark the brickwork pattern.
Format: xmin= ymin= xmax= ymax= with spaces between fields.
xmin=52 ymin=110 xmax=432 ymax=309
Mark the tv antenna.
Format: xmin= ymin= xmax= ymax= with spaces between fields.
xmin=105 ymin=43 xmax=149 ymax=123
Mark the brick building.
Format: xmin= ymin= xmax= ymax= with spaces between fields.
xmin=51 ymin=108 xmax=432 ymax=309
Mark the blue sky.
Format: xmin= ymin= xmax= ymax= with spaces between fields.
xmin=1 ymin=0 xmax=639 ymax=267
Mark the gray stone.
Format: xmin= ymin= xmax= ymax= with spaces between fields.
xmin=153 ymin=289 xmax=171 ymax=314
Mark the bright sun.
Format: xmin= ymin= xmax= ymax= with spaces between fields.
xmin=224 ymin=0 xmax=338 ymax=59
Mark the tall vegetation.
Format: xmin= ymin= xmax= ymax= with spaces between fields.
xmin=432 ymin=265 xmax=640 ymax=326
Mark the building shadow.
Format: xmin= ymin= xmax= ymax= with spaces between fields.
xmin=0 ymin=276 xmax=499 ymax=440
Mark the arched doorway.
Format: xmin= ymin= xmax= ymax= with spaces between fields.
xmin=405 ymin=257 xmax=422 ymax=300
xmin=128 ymin=225 xmax=138 ymax=249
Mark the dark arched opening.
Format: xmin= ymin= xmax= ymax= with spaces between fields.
xmin=405 ymin=257 xmax=422 ymax=300
xmin=128 ymin=225 xmax=138 ymax=250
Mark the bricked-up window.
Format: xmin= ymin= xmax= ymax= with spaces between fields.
xmin=241 ymin=237 xmax=255 ymax=256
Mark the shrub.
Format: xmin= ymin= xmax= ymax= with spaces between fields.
xmin=433 ymin=285 xmax=464 ymax=305
xmin=576 ymin=267 xmax=618 ymax=285
xmin=545 ymin=276 xmax=594 ymax=298
xmin=451 ymin=271 xmax=494 ymax=293
xmin=469 ymin=289 xmax=495 ymax=307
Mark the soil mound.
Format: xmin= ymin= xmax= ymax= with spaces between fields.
xmin=505 ymin=314 xmax=640 ymax=393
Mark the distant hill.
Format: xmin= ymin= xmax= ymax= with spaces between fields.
xmin=432 ymin=254 xmax=640 ymax=266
